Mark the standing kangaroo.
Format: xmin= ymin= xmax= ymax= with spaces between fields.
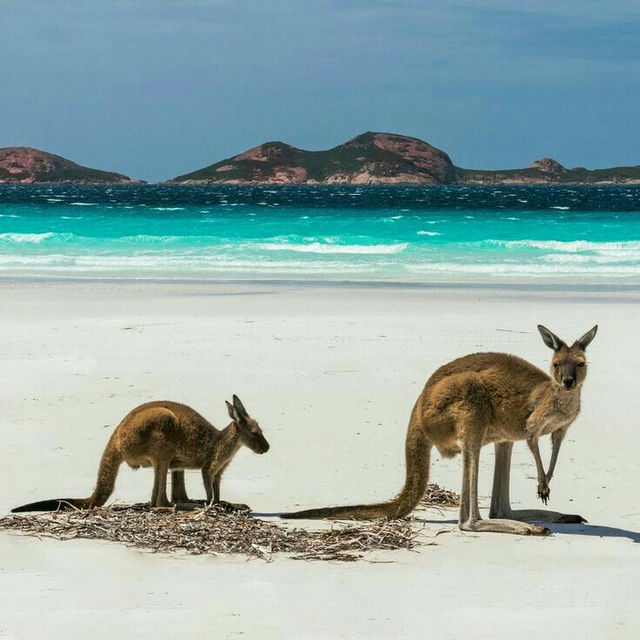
xmin=284 ymin=325 xmax=597 ymax=535
xmin=12 ymin=395 xmax=269 ymax=513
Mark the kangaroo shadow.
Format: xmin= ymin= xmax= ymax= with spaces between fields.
xmin=544 ymin=522 xmax=640 ymax=543
xmin=255 ymin=511 xmax=640 ymax=542
xmin=415 ymin=517 xmax=640 ymax=543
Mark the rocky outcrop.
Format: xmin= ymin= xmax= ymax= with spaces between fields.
xmin=456 ymin=157 xmax=640 ymax=185
xmin=0 ymin=147 xmax=140 ymax=183
xmin=168 ymin=132 xmax=456 ymax=185
xmin=529 ymin=158 xmax=567 ymax=175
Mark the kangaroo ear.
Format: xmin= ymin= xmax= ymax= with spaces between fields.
xmin=232 ymin=394 xmax=248 ymax=419
xmin=574 ymin=325 xmax=598 ymax=350
xmin=226 ymin=400 xmax=239 ymax=422
xmin=537 ymin=325 xmax=565 ymax=351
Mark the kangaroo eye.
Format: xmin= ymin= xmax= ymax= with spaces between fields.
xmin=553 ymin=363 xmax=559 ymax=368
xmin=578 ymin=362 xmax=585 ymax=367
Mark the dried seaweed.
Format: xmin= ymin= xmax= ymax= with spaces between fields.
xmin=0 ymin=484 xmax=458 ymax=561
xmin=420 ymin=483 xmax=460 ymax=507
xmin=0 ymin=503 xmax=418 ymax=561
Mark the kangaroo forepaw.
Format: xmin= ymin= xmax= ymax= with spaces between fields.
xmin=537 ymin=482 xmax=550 ymax=505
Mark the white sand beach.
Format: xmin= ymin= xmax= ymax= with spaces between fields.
xmin=0 ymin=279 xmax=638 ymax=639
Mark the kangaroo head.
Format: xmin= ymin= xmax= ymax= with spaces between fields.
xmin=226 ymin=394 xmax=270 ymax=454
xmin=538 ymin=325 xmax=598 ymax=391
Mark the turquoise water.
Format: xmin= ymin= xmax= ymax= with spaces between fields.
xmin=1 ymin=184 xmax=640 ymax=282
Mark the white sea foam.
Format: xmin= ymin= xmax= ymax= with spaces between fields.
xmin=541 ymin=252 xmax=640 ymax=264
xmin=257 ymin=242 xmax=408 ymax=255
xmin=4 ymin=251 xmax=640 ymax=279
xmin=70 ymin=202 xmax=97 ymax=206
xmin=496 ymin=239 xmax=640 ymax=254
xmin=118 ymin=234 xmax=182 ymax=243
xmin=417 ymin=231 xmax=441 ymax=236
xmin=0 ymin=254 xmax=76 ymax=266
xmin=551 ymin=206 xmax=570 ymax=210
xmin=0 ymin=232 xmax=57 ymax=243
xmin=407 ymin=262 xmax=640 ymax=276
xmin=0 ymin=253 xmax=375 ymax=275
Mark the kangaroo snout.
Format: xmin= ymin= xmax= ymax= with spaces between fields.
xmin=562 ymin=377 xmax=576 ymax=390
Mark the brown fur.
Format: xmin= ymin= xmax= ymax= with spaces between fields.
xmin=284 ymin=325 xmax=597 ymax=535
xmin=12 ymin=395 xmax=269 ymax=512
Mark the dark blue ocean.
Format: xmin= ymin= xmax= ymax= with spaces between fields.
xmin=1 ymin=184 xmax=640 ymax=282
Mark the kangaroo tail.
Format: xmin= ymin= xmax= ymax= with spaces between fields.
xmin=283 ymin=420 xmax=431 ymax=521
xmin=282 ymin=501 xmax=398 ymax=520
xmin=11 ymin=498 xmax=85 ymax=513
xmin=11 ymin=435 xmax=123 ymax=513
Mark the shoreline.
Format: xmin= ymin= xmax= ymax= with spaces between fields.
xmin=4 ymin=274 xmax=640 ymax=293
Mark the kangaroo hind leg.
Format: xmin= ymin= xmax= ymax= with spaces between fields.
xmin=171 ymin=471 xmax=190 ymax=503
xmin=459 ymin=437 xmax=549 ymax=536
xmin=490 ymin=442 xmax=585 ymax=524
xmin=151 ymin=458 xmax=171 ymax=507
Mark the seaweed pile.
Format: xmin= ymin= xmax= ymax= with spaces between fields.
xmin=0 ymin=484 xmax=459 ymax=561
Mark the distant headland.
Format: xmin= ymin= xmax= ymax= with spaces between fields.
xmin=0 ymin=147 xmax=141 ymax=184
xmin=2 ymin=134 xmax=639 ymax=185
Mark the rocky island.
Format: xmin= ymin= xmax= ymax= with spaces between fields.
xmin=169 ymin=132 xmax=640 ymax=185
xmin=2 ymin=136 xmax=637 ymax=185
xmin=169 ymin=132 xmax=456 ymax=185
xmin=0 ymin=147 xmax=140 ymax=184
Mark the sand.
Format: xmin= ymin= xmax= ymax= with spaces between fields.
xmin=0 ymin=279 xmax=638 ymax=639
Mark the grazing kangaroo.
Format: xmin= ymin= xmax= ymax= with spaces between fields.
xmin=284 ymin=325 xmax=597 ymax=535
xmin=12 ymin=395 xmax=269 ymax=513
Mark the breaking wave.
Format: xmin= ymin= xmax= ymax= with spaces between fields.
xmin=493 ymin=239 xmax=640 ymax=253
xmin=257 ymin=242 xmax=409 ymax=254
xmin=0 ymin=232 xmax=58 ymax=243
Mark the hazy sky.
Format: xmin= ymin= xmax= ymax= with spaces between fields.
xmin=1 ymin=1 xmax=639 ymax=181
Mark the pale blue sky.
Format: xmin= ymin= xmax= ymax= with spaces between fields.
xmin=1 ymin=1 xmax=639 ymax=181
